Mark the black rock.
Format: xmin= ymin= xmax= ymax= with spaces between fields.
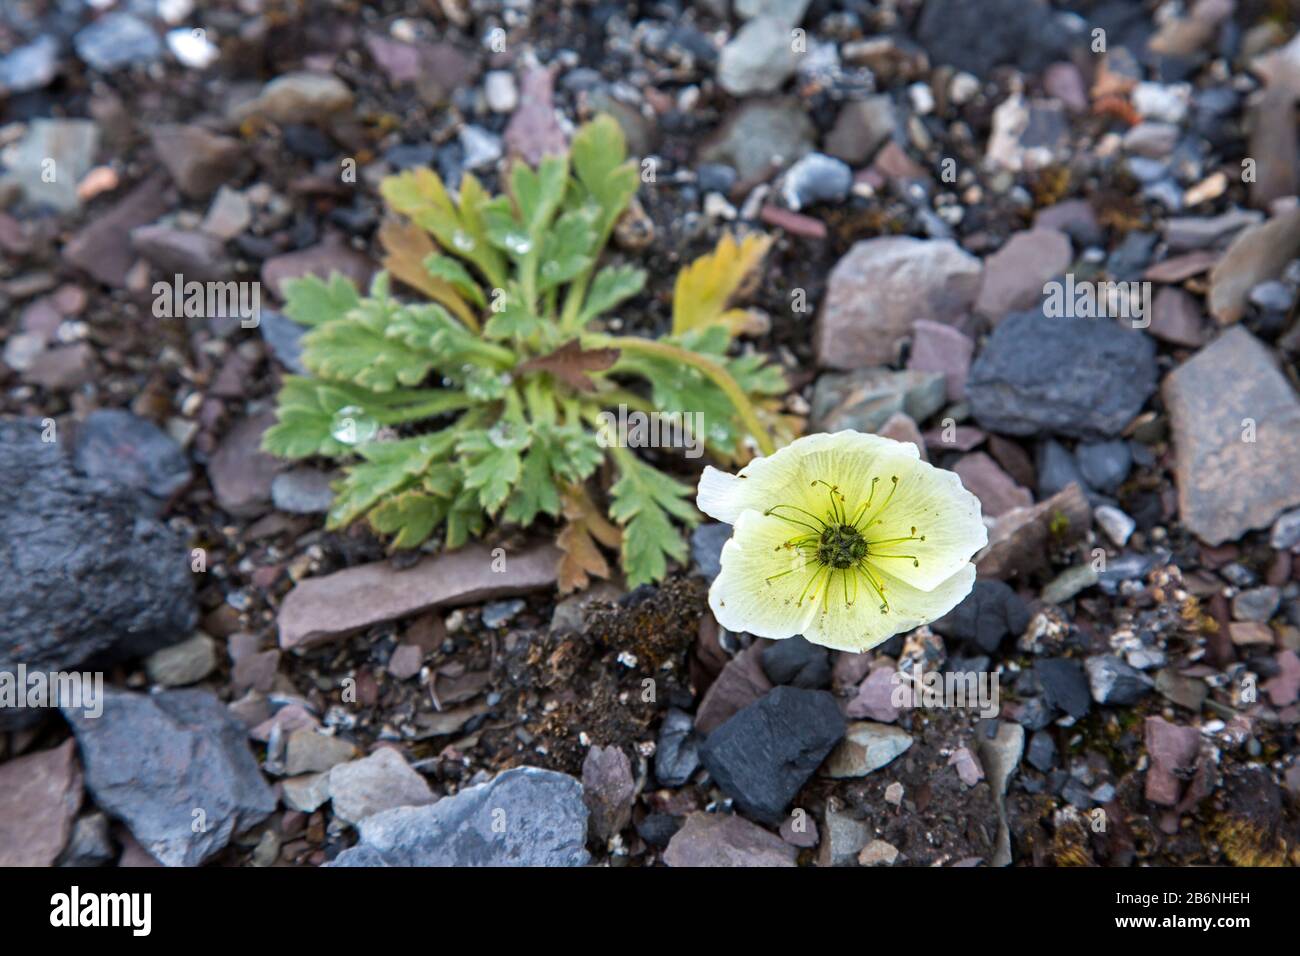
xmin=690 ymin=522 xmax=731 ymax=582
xmin=1034 ymin=658 xmax=1092 ymax=719
xmin=1075 ymin=440 xmax=1131 ymax=495
xmin=1084 ymin=655 xmax=1154 ymax=706
xmin=73 ymin=409 xmax=190 ymax=500
xmin=0 ymin=419 xmax=196 ymax=708
xmin=282 ymin=124 xmax=337 ymax=160
xmin=700 ymin=686 xmax=845 ymax=825
xmin=915 ymin=0 xmax=1079 ymax=78
xmin=967 ymin=311 xmax=1158 ymax=440
xmin=1106 ymin=231 xmax=1158 ymax=281
xmin=655 ymin=708 xmax=701 ymax=787
xmin=62 ymin=688 xmax=275 ymax=867
xmin=696 ymin=163 xmax=737 ymax=194
xmin=636 ymin=813 xmax=682 ymax=847
xmin=760 ymin=636 xmax=832 ymax=689
xmin=1027 ymin=730 xmax=1057 ymax=772
xmin=931 ymin=580 xmax=1030 ymax=654
xmin=1016 ymin=696 xmax=1056 ymax=731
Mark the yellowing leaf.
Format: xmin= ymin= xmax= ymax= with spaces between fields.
xmin=378 ymin=219 xmax=477 ymax=329
xmin=672 ymin=233 xmax=774 ymax=338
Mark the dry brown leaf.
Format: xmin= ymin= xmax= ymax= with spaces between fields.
xmin=556 ymin=484 xmax=622 ymax=593
xmin=377 ymin=218 xmax=477 ymax=329
xmin=517 ymin=339 xmax=620 ymax=393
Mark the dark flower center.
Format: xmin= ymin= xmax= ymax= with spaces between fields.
xmin=817 ymin=524 xmax=868 ymax=569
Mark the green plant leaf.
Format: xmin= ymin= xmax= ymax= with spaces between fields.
xmin=327 ymin=432 xmax=453 ymax=527
xmin=380 ymin=167 xmax=506 ymax=287
xmin=570 ymin=114 xmax=639 ymax=241
xmin=368 ymin=491 xmax=447 ymax=549
xmin=482 ymin=286 xmax=544 ymax=341
xmin=456 ymin=424 xmax=530 ymax=514
xmin=538 ymin=208 xmax=596 ymax=291
xmin=503 ymin=422 xmax=602 ymax=525
xmin=445 ymin=484 xmax=486 ymax=549
xmin=281 ymin=272 xmax=361 ymax=327
xmin=580 ymin=264 xmax=645 ymax=323
xmin=608 ymin=452 xmax=699 ymax=587
xmin=512 ymin=153 xmax=569 ymax=234
xmin=262 ymin=376 xmax=469 ymax=459
xmin=423 ymin=253 xmax=486 ymax=307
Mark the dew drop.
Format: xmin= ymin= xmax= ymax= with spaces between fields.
xmin=330 ymin=406 xmax=379 ymax=445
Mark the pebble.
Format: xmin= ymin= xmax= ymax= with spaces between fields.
xmin=1034 ymin=658 xmax=1091 ymax=719
xmin=484 ymin=71 xmax=519 ymax=112
xmin=812 ymin=367 xmax=947 ymax=433
xmin=717 ymin=17 xmax=800 ymax=96
xmin=481 ymin=598 xmax=525 ymax=629
xmin=74 ymin=13 xmax=162 ymax=72
xmin=824 ymin=96 xmax=897 ymax=164
xmin=1163 ymin=326 xmax=1300 ymax=545
xmin=0 ymin=36 xmax=60 ymax=94
xmin=582 ymin=745 xmax=635 ymax=841
xmin=779 ymin=153 xmax=852 ymax=211
xmin=233 ymin=72 xmax=354 ymax=125
xmin=825 ymin=721 xmax=913 ymax=778
xmin=817 ymin=807 xmax=870 ymax=866
xmin=1040 ymin=564 xmax=1099 ymax=605
xmin=144 ymin=633 xmax=218 ymax=687
xmin=74 ymin=408 xmax=191 ymax=500
xmin=0 ymin=740 xmax=82 ymax=867
xmin=327 ymin=748 xmax=435 ymax=825
xmin=271 ymin=468 xmax=335 ymax=514
xmin=655 ymin=708 xmax=701 ymax=787
xmin=859 ymin=839 xmax=900 ymax=866
xmin=699 ymin=99 xmax=815 ymax=182
xmin=1085 ymin=655 xmax=1154 ymax=706
xmin=1095 ymin=505 xmax=1137 ymax=547
xmin=664 ymin=812 xmax=796 ymax=867
xmin=931 ymin=579 xmax=1030 ymax=654
xmin=1232 ymin=587 xmax=1281 ymax=623
xmin=333 ymin=767 xmax=589 ymax=866
xmin=690 ymin=522 xmax=731 ymax=581
xmin=284 ymin=730 xmax=358 ymax=776
xmin=2 ymin=119 xmax=100 ymax=213
xmin=975 ymin=228 xmax=1072 ymax=322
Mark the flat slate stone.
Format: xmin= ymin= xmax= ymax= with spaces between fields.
xmin=1163 ymin=326 xmax=1300 ymax=545
xmin=330 ymin=767 xmax=588 ymax=867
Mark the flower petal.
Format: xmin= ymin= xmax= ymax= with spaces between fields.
xmin=804 ymin=563 xmax=977 ymax=652
xmin=861 ymin=459 xmax=987 ymax=592
xmin=708 ymin=510 xmax=821 ymax=639
xmin=696 ymin=430 xmax=918 ymax=525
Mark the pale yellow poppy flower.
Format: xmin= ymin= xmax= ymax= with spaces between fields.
xmin=698 ymin=430 xmax=987 ymax=652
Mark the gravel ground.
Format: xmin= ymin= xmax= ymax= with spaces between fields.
xmin=1 ymin=0 xmax=1299 ymax=868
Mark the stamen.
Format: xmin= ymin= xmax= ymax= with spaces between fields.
xmin=810 ymin=479 xmax=845 ymax=524
xmin=796 ymin=563 xmax=829 ymax=607
xmin=855 ymin=564 xmax=890 ymax=614
xmin=856 ymin=475 xmax=899 ymax=529
xmin=764 ymin=504 xmax=828 ymax=534
xmin=868 ymin=553 xmax=921 ymax=568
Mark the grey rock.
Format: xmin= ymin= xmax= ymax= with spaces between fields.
xmin=655 ymin=708 xmax=701 ymax=787
xmin=735 ymin=0 xmax=810 ymax=23
xmin=1163 ymin=326 xmax=1300 ymax=545
xmin=62 ymin=688 xmax=275 ymax=867
xmin=917 ymin=0 xmax=1077 ymax=78
xmin=331 ymin=767 xmax=589 ymax=866
xmin=281 ymin=772 xmax=331 ymax=813
xmin=664 ymin=812 xmax=796 ymax=867
xmin=1232 ymin=586 xmax=1281 ymax=623
xmin=1155 ymin=669 xmax=1207 ymax=712
xmin=825 ymin=95 xmax=897 ymax=164
xmin=74 ymin=409 xmax=190 ymax=500
xmin=481 ymin=598 xmax=525 ymax=629
xmin=1034 ymin=658 xmax=1091 ymax=719
xmin=1041 ymin=564 xmax=1099 ymax=605
xmin=1207 ymin=207 xmax=1300 ymax=324
xmin=144 ymin=633 xmax=218 ymax=687
xmin=0 ymin=419 xmax=196 ymax=700
xmin=717 ymin=18 xmax=799 ymax=96
xmin=779 ymin=153 xmax=852 ymax=211
xmin=1163 ymin=209 xmax=1262 ymax=252
xmin=582 ymin=745 xmax=635 ymax=841
xmin=1036 ymin=440 xmax=1087 ymax=500
xmin=825 ymin=721 xmax=913 ymax=777
xmin=130 ymin=225 xmax=234 ymax=283
xmin=0 ymin=36 xmax=60 ymax=94
xmin=258 ymin=309 xmax=308 ymax=374
xmin=271 ymin=469 xmax=334 ymax=514
xmin=1095 ymin=505 xmax=1136 ymax=547
xmin=760 ymin=636 xmax=831 ymax=689
xmin=967 ymin=311 xmax=1158 ymax=440
xmin=691 ymin=523 xmax=731 ymax=581
xmin=700 ymin=686 xmax=845 ymax=824
xmin=1272 ymin=508 xmax=1300 ymax=551
xmin=815 ymin=237 xmax=982 ymax=369
xmin=1075 ymin=440 xmax=1131 ymax=495
xmin=1026 ymin=730 xmax=1056 ymax=772
xmin=327 ymin=748 xmax=435 ymax=825
xmin=74 ymin=13 xmax=161 ymax=72
xmin=812 ymin=367 xmax=947 ymax=433
xmin=58 ymin=813 xmax=115 ymax=868
xmin=817 ymin=807 xmax=870 ymax=866
xmin=1085 ymin=655 xmax=1154 ymax=705
xmin=1 ymin=119 xmax=99 ymax=213
xmin=700 ymin=99 xmax=815 ymax=183
xmin=232 ymin=72 xmax=354 ymax=125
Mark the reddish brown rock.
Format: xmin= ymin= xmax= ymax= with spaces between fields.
xmin=1207 ymin=207 xmax=1300 ymax=325
xmin=262 ymin=236 xmax=375 ymax=299
xmin=954 ymin=452 xmax=1033 ymax=518
xmin=278 ymin=542 xmax=561 ymax=650
xmin=974 ymin=228 xmax=1072 ymax=322
xmin=977 ymin=483 xmax=1091 ymax=580
xmin=0 ymin=739 xmax=82 ymax=866
xmin=694 ymin=643 xmax=773 ymax=735
xmin=664 ymin=812 xmax=796 ymax=867
xmin=149 ymin=124 xmax=250 ymax=200
xmin=1144 ymin=716 xmax=1201 ymax=806
xmin=62 ymin=174 xmax=171 ymax=287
